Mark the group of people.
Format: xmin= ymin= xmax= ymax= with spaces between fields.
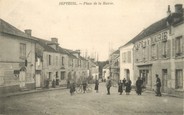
xmin=106 ymin=77 xmax=132 ymax=95
xmin=69 ymin=79 xmax=99 ymax=96
xmin=69 ymin=74 xmax=162 ymax=97
xmin=106 ymin=74 xmax=162 ymax=97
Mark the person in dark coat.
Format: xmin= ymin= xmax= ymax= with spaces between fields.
xmin=82 ymin=80 xmax=87 ymax=93
xmin=118 ymin=80 xmax=123 ymax=95
xmin=122 ymin=78 xmax=126 ymax=85
xmin=125 ymin=79 xmax=132 ymax=95
xmin=94 ymin=79 xmax=99 ymax=93
xmin=70 ymin=81 xmax=75 ymax=96
xmin=136 ymin=77 xmax=143 ymax=95
xmin=155 ymin=74 xmax=162 ymax=96
xmin=106 ymin=77 xmax=111 ymax=95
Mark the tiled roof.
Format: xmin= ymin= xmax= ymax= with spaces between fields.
xmin=122 ymin=12 xmax=183 ymax=48
xmin=0 ymin=18 xmax=36 ymax=41
xmin=122 ymin=17 xmax=168 ymax=47
xmin=111 ymin=50 xmax=120 ymax=55
xmin=103 ymin=64 xmax=110 ymax=69
xmin=34 ymin=37 xmax=58 ymax=53
xmin=62 ymin=48 xmax=77 ymax=59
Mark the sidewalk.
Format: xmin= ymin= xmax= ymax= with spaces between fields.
xmin=144 ymin=90 xmax=183 ymax=98
xmin=0 ymin=86 xmax=67 ymax=98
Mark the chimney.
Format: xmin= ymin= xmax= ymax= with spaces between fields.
xmin=175 ymin=4 xmax=183 ymax=14
xmin=75 ymin=50 xmax=81 ymax=55
xmin=24 ymin=29 xmax=32 ymax=36
xmin=51 ymin=38 xmax=58 ymax=43
xmin=167 ymin=5 xmax=171 ymax=16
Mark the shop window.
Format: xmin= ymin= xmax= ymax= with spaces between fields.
xmin=61 ymin=72 xmax=65 ymax=80
xmin=176 ymin=69 xmax=183 ymax=89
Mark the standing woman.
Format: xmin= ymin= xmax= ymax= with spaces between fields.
xmin=118 ymin=80 xmax=123 ymax=95
xmin=94 ymin=79 xmax=99 ymax=93
xmin=125 ymin=78 xmax=132 ymax=95
xmin=70 ymin=80 xmax=75 ymax=96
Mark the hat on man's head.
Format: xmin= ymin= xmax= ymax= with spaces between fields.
xmin=155 ymin=74 xmax=159 ymax=77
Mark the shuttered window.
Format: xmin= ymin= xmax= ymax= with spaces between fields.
xmin=128 ymin=51 xmax=131 ymax=63
xmin=176 ymin=69 xmax=183 ymax=89
xmin=151 ymin=44 xmax=156 ymax=59
xmin=162 ymin=41 xmax=167 ymax=58
xmin=49 ymin=55 xmax=51 ymax=65
xmin=175 ymin=36 xmax=182 ymax=56
xmin=20 ymin=43 xmax=26 ymax=59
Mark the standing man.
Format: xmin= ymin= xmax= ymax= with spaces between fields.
xmin=136 ymin=77 xmax=143 ymax=95
xmin=94 ymin=79 xmax=99 ymax=93
xmin=106 ymin=77 xmax=111 ymax=95
xmin=82 ymin=80 xmax=87 ymax=93
xmin=155 ymin=74 xmax=162 ymax=96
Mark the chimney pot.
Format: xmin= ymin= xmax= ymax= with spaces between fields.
xmin=175 ymin=4 xmax=183 ymax=14
xmin=51 ymin=38 xmax=58 ymax=43
xmin=24 ymin=29 xmax=32 ymax=36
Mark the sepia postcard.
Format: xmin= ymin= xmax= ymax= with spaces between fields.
xmin=0 ymin=0 xmax=183 ymax=115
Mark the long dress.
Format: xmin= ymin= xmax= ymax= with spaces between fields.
xmin=136 ymin=79 xmax=143 ymax=95
xmin=118 ymin=82 xmax=123 ymax=94
xmin=125 ymin=80 xmax=132 ymax=93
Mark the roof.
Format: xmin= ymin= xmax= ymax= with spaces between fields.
xmin=103 ymin=64 xmax=110 ymax=69
xmin=62 ymin=48 xmax=77 ymax=59
xmin=121 ymin=12 xmax=184 ymax=48
xmin=110 ymin=50 xmax=120 ymax=56
xmin=0 ymin=18 xmax=36 ymax=41
xmin=34 ymin=37 xmax=58 ymax=53
xmin=121 ymin=17 xmax=168 ymax=48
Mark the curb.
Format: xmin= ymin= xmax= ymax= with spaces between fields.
xmin=0 ymin=87 xmax=67 ymax=98
xmin=144 ymin=90 xmax=183 ymax=98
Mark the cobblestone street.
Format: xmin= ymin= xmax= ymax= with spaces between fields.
xmin=0 ymin=83 xmax=183 ymax=115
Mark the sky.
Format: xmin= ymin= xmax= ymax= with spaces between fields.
xmin=0 ymin=0 xmax=183 ymax=61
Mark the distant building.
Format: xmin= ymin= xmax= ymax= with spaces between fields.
xmin=102 ymin=64 xmax=110 ymax=81
xmin=109 ymin=50 xmax=120 ymax=82
xmin=88 ymin=58 xmax=99 ymax=80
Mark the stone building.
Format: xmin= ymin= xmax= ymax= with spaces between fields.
xmin=0 ymin=19 xmax=37 ymax=93
xmin=132 ymin=4 xmax=184 ymax=95
xmin=109 ymin=50 xmax=120 ymax=82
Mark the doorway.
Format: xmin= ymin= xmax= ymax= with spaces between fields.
xmin=19 ymin=71 xmax=26 ymax=88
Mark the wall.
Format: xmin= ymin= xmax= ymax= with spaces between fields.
xmin=120 ymin=44 xmax=134 ymax=84
xmin=0 ymin=33 xmax=35 ymax=93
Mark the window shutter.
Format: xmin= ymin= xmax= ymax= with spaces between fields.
xmin=167 ymin=40 xmax=171 ymax=58
xmin=158 ymin=42 xmax=162 ymax=59
xmin=182 ymin=37 xmax=184 ymax=55
xmin=172 ymin=39 xmax=175 ymax=58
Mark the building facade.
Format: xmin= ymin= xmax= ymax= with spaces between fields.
xmin=0 ymin=19 xmax=36 ymax=93
xmin=119 ymin=44 xmax=134 ymax=85
xmin=109 ymin=50 xmax=120 ymax=82
xmin=133 ymin=4 xmax=184 ymax=96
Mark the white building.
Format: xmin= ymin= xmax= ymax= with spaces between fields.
xmin=102 ymin=64 xmax=110 ymax=81
xmin=119 ymin=43 xmax=134 ymax=85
